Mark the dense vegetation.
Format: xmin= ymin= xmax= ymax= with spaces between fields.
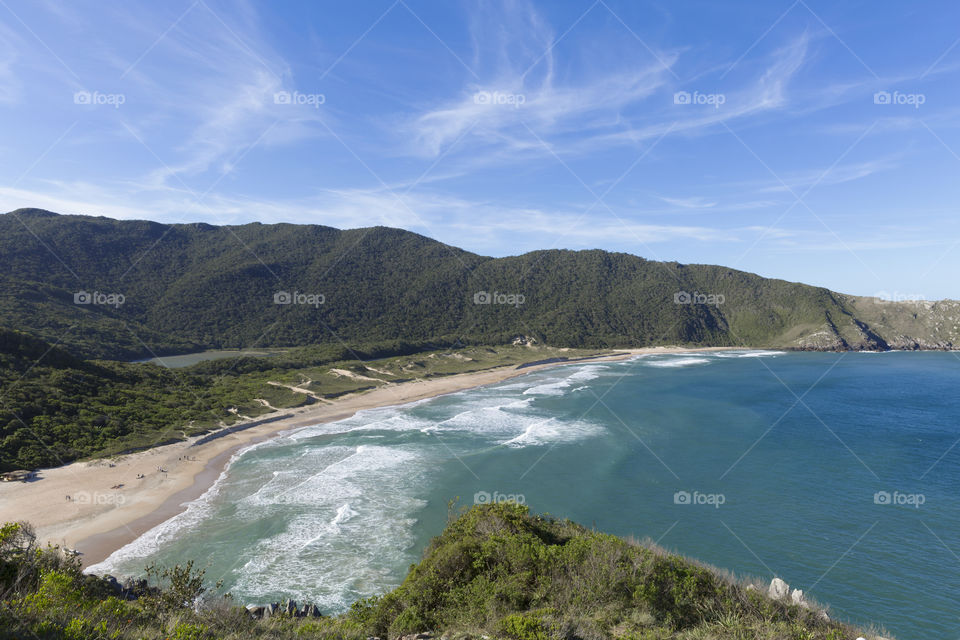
xmin=2 ymin=209 xmax=954 ymax=361
xmin=0 ymin=504 xmax=880 ymax=639
xmin=0 ymin=327 xmax=601 ymax=471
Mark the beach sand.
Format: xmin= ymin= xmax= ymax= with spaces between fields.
xmin=0 ymin=347 xmax=731 ymax=568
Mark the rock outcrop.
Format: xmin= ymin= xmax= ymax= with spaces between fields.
xmin=245 ymin=599 xmax=322 ymax=619
xmin=768 ymin=577 xmax=790 ymax=600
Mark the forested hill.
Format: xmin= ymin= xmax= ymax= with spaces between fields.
xmin=1 ymin=208 xmax=957 ymax=359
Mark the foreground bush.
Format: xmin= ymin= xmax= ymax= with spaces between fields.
xmin=0 ymin=506 xmax=883 ymax=639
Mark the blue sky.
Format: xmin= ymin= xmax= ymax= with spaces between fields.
xmin=1 ymin=1 xmax=959 ymax=299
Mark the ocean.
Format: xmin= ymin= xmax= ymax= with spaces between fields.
xmin=87 ymin=351 xmax=960 ymax=638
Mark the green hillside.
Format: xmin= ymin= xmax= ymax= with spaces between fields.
xmin=2 ymin=209 xmax=954 ymax=360
xmin=0 ymin=504 xmax=883 ymax=639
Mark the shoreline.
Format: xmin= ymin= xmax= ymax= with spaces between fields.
xmin=0 ymin=346 xmax=736 ymax=569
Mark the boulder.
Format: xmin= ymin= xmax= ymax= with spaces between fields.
xmin=768 ymin=577 xmax=790 ymax=600
xmin=285 ymin=599 xmax=297 ymax=615
xmin=304 ymin=603 xmax=322 ymax=617
xmin=791 ymin=588 xmax=806 ymax=606
xmin=246 ymin=605 xmax=265 ymax=619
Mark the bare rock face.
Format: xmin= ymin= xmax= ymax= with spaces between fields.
xmin=768 ymin=577 xmax=790 ymax=600
xmin=791 ymin=588 xmax=807 ymax=607
xmin=246 ymin=601 xmax=323 ymax=619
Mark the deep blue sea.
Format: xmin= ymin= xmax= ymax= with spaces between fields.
xmin=89 ymin=351 xmax=960 ymax=639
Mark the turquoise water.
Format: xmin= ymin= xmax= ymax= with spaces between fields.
xmin=89 ymin=351 xmax=960 ymax=638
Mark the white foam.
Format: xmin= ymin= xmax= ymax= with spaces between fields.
xmin=522 ymin=365 xmax=605 ymax=396
xmin=714 ymin=350 xmax=787 ymax=358
xmin=226 ymin=444 xmax=429 ymax=610
xmin=646 ymin=357 xmax=712 ymax=368
xmin=522 ymin=380 xmax=570 ymax=395
xmin=500 ymin=417 xmax=603 ymax=448
xmin=331 ymin=503 xmax=359 ymax=527
xmin=240 ymin=445 xmax=419 ymax=509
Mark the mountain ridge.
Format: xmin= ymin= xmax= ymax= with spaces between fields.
xmin=1 ymin=208 xmax=956 ymax=359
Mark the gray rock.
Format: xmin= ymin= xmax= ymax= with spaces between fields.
xmin=768 ymin=577 xmax=790 ymax=600
xmin=790 ymin=588 xmax=806 ymax=606
xmin=285 ymin=599 xmax=297 ymax=615
xmin=246 ymin=605 xmax=265 ymax=619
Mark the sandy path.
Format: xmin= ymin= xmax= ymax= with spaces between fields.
xmin=0 ymin=346 xmax=732 ymax=567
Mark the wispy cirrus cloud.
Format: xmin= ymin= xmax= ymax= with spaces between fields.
xmin=405 ymin=0 xmax=679 ymax=160
xmin=405 ymin=7 xmax=812 ymax=167
xmin=755 ymin=155 xmax=901 ymax=194
xmin=657 ymin=196 xmax=718 ymax=209
xmin=107 ymin=2 xmax=329 ymax=190
xmin=5 ymin=0 xmax=330 ymax=195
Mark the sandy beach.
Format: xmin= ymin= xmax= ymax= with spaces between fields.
xmin=0 ymin=346 xmax=731 ymax=568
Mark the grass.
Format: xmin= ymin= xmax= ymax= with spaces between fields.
xmin=0 ymin=505 xmax=886 ymax=639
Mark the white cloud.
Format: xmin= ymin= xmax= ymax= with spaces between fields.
xmin=404 ymin=7 xmax=814 ymax=169
xmin=49 ymin=1 xmax=332 ymax=190
xmin=406 ymin=0 xmax=679 ymax=159
xmin=658 ymin=196 xmax=717 ymax=209
xmin=757 ymin=156 xmax=900 ymax=194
